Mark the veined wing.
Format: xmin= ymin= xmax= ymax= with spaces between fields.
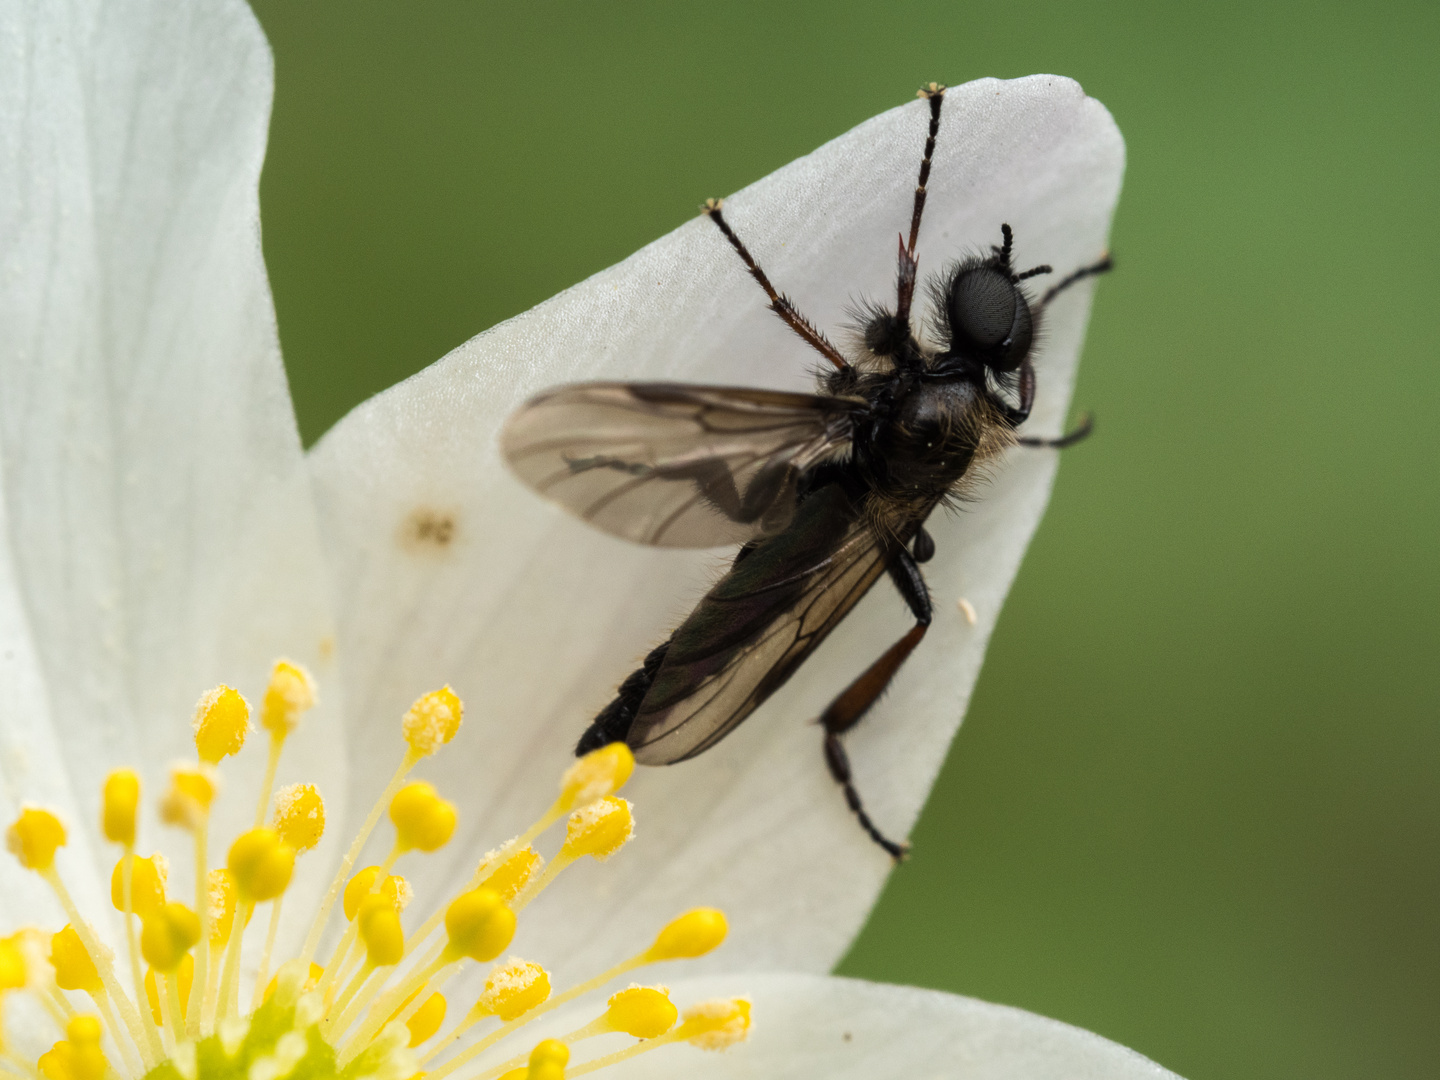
xmin=500 ymin=382 xmax=858 ymax=548
xmin=629 ymin=483 xmax=908 ymax=764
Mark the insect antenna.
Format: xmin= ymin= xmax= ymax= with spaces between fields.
xmin=1013 ymin=263 xmax=1053 ymax=282
xmin=1038 ymin=253 xmax=1114 ymax=309
xmin=895 ymin=83 xmax=946 ymax=324
xmin=704 ymin=198 xmax=850 ymax=370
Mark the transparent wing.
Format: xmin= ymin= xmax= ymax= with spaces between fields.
xmin=630 ymin=484 xmax=905 ymax=764
xmin=500 ymin=382 xmax=857 ymax=548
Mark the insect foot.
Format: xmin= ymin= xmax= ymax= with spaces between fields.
xmin=4 ymin=670 xmax=748 ymax=1080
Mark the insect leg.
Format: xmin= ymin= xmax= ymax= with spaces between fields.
xmin=1038 ymin=254 xmax=1114 ymax=310
xmin=818 ymin=545 xmax=933 ymax=860
xmin=703 ymin=200 xmax=850 ymax=371
xmin=1017 ymin=412 xmax=1094 ymax=449
xmin=896 ymin=84 xmax=946 ymax=323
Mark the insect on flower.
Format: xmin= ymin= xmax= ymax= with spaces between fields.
xmin=501 ymin=84 xmax=1112 ymax=859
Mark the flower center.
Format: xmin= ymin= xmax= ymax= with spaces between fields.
xmin=3 ymin=665 xmax=749 ymax=1080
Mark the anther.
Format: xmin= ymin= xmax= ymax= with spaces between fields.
xmin=272 ymin=783 xmax=326 ymax=853
xmin=358 ymin=894 xmax=405 ymax=967
xmin=405 ymin=992 xmax=447 ymax=1046
xmin=144 ymin=955 xmax=193 ymax=1024
xmin=111 ymin=854 xmax=167 ymax=918
xmin=475 ymin=959 xmax=550 ymax=1021
xmin=38 ymin=1015 xmax=108 ymax=1080
xmin=645 ymin=908 xmax=728 ymax=962
xmin=558 ymin=744 xmax=634 ymax=812
xmin=6 ymin=806 xmax=67 ymax=870
xmin=227 ymin=828 xmax=296 ymax=902
xmin=0 ymin=934 xmax=27 ymax=990
xmin=261 ymin=660 xmax=317 ymax=737
xmin=561 ymin=797 xmax=632 ymax=862
xmin=160 ymin=765 xmax=217 ymax=831
xmin=207 ymin=869 xmax=240 ymax=947
xmin=102 ymin=770 xmax=140 ymax=846
xmin=602 ymin=986 xmax=677 ymax=1039
xmin=478 ymin=847 xmax=542 ymax=902
xmin=524 ymin=1039 xmax=569 ymax=1080
xmin=390 ymin=782 xmax=458 ymax=853
xmin=443 ymin=888 xmax=516 ymax=963
xmin=192 ymin=685 xmax=251 ymax=764
xmin=677 ymin=997 xmax=752 ymax=1049
xmin=402 ymin=686 xmax=464 ymax=756
xmin=344 ymin=867 xmax=411 ymax=920
xmin=50 ymin=926 xmax=102 ymax=994
xmin=140 ymin=902 xmax=201 ymax=973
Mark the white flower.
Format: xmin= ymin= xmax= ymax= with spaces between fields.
xmin=0 ymin=0 xmax=1172 ymax=1077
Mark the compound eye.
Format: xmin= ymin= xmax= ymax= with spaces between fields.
xmin=948 ymin=266 xmax=1033 ymax=372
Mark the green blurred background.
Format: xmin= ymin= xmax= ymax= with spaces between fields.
xmin=246 ymin=2 xmax=1439 ymax=1077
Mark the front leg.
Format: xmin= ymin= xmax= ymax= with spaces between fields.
xmin=819 ymin=545 xmax=933 ymax=860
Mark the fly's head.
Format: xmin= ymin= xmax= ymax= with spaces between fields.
xmin=932 ymin=223 xmax=1052 ymax=380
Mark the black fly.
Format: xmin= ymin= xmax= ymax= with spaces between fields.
xmin=501 ymin=85 xmax=1111 ymax=859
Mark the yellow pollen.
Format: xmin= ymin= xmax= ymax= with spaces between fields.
xmin=207 ymin=868 xmax=241 ymax=945
xmin=557 ymin=744 xmax=634 ymax=812
xmin=272 ymin=783 xmax=326 ymax=852
xmin=111 ymin=854 xmax=168 ymax=919
xmin=645 ymin=908 xmax=728 ymax=961
xmin=143 ymin=954 xmax=193 ymax=1024
xmin=678 ymin=997 xmax=752 ymax=1050
xmin=227 ymin=828 xmax=295 ymax=902
xmin=603 ymin=985 xmax=677 ymax=1039
xmin=6 ymin=806 xmax=67 ymax=869
xmin=405 ymin=992 xmax=447 ymax=1046
xmin=389 ymin=782 xmax=458 ymax=853
xmin=477 ymin=847 xmax=542 ymax=903
xmin=402 ymin=686 xmax=463 ymax=756
xmin=192 ymin=685 xmax=251 ymax=764
xmin=443 ymin=888 xmax=516 ymax=963
xmin=357 ymin=894 xmax=405 ymax=966
xmin=561 ymin=797 xmax=633 ymax=861
xmin=140 ymin=901 xmax=200 ymax=972
xmin=50 ymin=926 xmax=102 ymax=993
xmin=102 ymin=770 xmax=141 ymax=846
xmin=160 ymin=765 xmax=217 ymax=831
xmin=476 ymin=959 xmax=550 ymax=1021
xmin=261 ymin=660 xmax=317 ymax=736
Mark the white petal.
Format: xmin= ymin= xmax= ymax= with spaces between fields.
xmin=0 ymin=0 xmax=343 ymax=928
xmin=308 ymin=76 xmax=1123 ymax=980
xmin=584 ymin=973 xmax=1182 ymax=1079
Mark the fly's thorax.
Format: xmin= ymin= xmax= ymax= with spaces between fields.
xmin=866 ymin=376 xmax=998 ymax=498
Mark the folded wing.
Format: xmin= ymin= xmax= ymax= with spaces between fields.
xmin=500 ymin=382 xmax=857 ymax=548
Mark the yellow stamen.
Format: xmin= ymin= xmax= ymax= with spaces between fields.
xmin=272 ymin=784 xmax=326 ymax=853
xmin=420 ymin=960 xmax=550 ymax=1071
xmin=300 ymin=687 xmax=460 ymax=965
xmin=261 ymin=660 xmax=317 ymax=738
xmin=140 ymin=903 xmax=200 ymax=974
xmin=402 ymin=687 xmax=463 ymax=755
xmin=644 ymin=908 xmax=728 ymax=962
xmin=513 ymin=799 xmax=633 ymax=912
xmin=442 ymin=890 xmax=515 ymax=964
xmin=557 ymin=745 xmax=633 ymax=813
xmin=159 ymin=766 xmax=216 ymax=832
xmin=227 ymin=829 xmax=295 ymax=903
xmin=49 ymin=928 xmax=101 ymax=994
xmin=110 ymin=856 xmax=166 ymax=919
xmin=5 ymin=808 xmax=66 ymax=870
xmin=143 ymin=955 xmax=193 ymax=1027
xmin=192 ymin=686 xmax=250 ymax=765
xmin=36 ymin=1016 xmax=107 ymax=1080
xmin=102 ymin=771 xmax=140 ymax=847
xmin=357 ymin=895 xmax=405 ymax=967
xmin=404 ymin=992 xmax=446 ymax=1047
xmin=561 ymin=998 xmax=751 ymax=1077
xmin=389 ymin=783 xmax=458 ymax=854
